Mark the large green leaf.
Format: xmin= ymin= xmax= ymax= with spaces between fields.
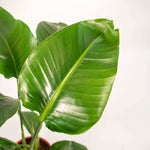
xmin=0 ymin=93 xmax=19 ymax=127
xmin=0 ymin=7 xmax=38 ymax=78
xmin=36 ymin=21 xmax=67 ymax=42
xmin=18 ymin=19 xmax=119 ymax=134
xmin=21 ymin=111 xmax=41 ymax=136
xmin=50 ymin=141 xmax=88 ymax=150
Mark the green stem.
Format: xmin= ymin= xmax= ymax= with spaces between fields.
xmin=18 ymin=103 xmax=27 ymax=150
xmin=29 ymin=122 xmax=42 ymax=150
xmin=34 ymin=135 xmax=39 ymax=150
xmin=20 ymin=116 xmax=26 ymax=144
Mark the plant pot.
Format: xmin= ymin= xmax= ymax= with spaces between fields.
xmin=17 ymin=136 xmax=50 ymax=150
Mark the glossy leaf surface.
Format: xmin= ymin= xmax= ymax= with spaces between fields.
xmin=0 ymin=7 xmax=38 ymax=78
xmin=21 ymin=111 xmax=41 ymax=136
xmin=50 ymin=141 xmax=87 ymax=150
xmin=0 ymin=137 xmax=17 ymax=149
xmin=36 ymin=21 xmax=67 ymax=42
xmin=0 ymin=93 xmax=19 ymax=127
xmin=18 ymin=19 xmax=119 ymax=134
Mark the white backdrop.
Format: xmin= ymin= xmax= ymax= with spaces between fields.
xmin=0 ymin=0 xmax=150 ymax=150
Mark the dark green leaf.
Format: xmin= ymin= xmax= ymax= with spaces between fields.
xmin=36 ymin=21 xmax=67 ymax=42
xmin=21 ymin=111 xmax=41 ymax=136
xmin=0 ymin=137 xmax=17 ymax=149
xmin=50 ymin=141 xmax=88 ymax=150
xmin=18 ymin=19 xmax=119 ymax=134
xmin=0 ymin=93 xmax=19 ymax=127
xmin=0 ymin=7 xmax=38 ymax=78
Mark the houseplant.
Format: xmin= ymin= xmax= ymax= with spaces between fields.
xmin=0 ymin=7 xmax=119 ymax=150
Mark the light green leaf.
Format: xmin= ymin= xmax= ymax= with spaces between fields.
xmin=36 ymin=21 xmax=67 ymax=42
xmin=0 ymin=93 xmax=19 ymax=127
xmin=21 ymin=111 xmax=41 ymax=136
xmin=0 ymin=7 xmax=38 ymax=78
xmin=0 ymin=137 xmax=17 ymax=149
xmin=18 ymin=19 xmax=119 ymax=134
xmin=50 ymin=141 xmax=88 ymax=150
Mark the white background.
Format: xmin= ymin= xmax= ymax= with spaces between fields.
xmin=0 ymin=0 xmax=150 ymax=150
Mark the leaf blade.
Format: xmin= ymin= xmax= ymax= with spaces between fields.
xmin=39 ymin=35 xmax=101 ymax=121
xmin=21 ymin=111 xmax=41 ymax=136
xmin=36 ymin=21 xmax=67 ymax=42
xmin=0 ymin=7 xmax=38 ymax=78
xmin=0 ymin=93 xmax=19 ymax=127
xmin=50 ymin=141 xmax=88 ymax=150
xmin=18 ymin=19 xmax=119 ymax=134
xmin=0 ymin=137 xmax=17 ymax=149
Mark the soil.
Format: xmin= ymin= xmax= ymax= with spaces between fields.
xmin=17 ymin=137 xmax=50 ymax=150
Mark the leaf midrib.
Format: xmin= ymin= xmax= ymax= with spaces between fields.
xmin=39 ymin=34 xmax=102 ymax=121
xmin=0 ymin=32 xmax=18 ymax=77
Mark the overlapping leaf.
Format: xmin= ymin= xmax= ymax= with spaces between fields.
xmin=36 ymin=21 xmax=67 ymax=42
xmin=18 ymin=19 xmax=119 ymax=134
xmin=0 ymin=93 xmax=19 ymax=127
xmin=0 ymin=137 xmax=18 ymax=149
xmin=21 ymin=111 xmax=41 ymax=136
xmin=50 ymin=141 xmax=88 ymax=150
xmin=0 ymin=7 xmax=38 ymax=78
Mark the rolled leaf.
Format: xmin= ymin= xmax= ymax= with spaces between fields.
xmin=21 ymin=111 xmax=41 ymax=136
xmin=0 ymin=7 xmax=38 ymax=78
xmin=36 ymin=21 xmax=67 ymax=42
xmin=0 ymin=93 xmax=19 ymax=127
xmin=50 ymin=141 xmax=88 ymax=150
xmin=18 ymin=19 xmax=119 ymax=134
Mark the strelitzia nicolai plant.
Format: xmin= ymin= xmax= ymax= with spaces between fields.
xmin=0 ymin=7 xmax=119 ymax=150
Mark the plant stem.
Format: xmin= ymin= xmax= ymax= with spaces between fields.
xmin=34 ymin=135 xmax=39 ymax=150
xmin=18 ymin=103 xmax=27 ymax=150
xmin=20 ymin=116 xmax=26 ymax=144
xmin=29 ymin=122 xmax=42 ymax=150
